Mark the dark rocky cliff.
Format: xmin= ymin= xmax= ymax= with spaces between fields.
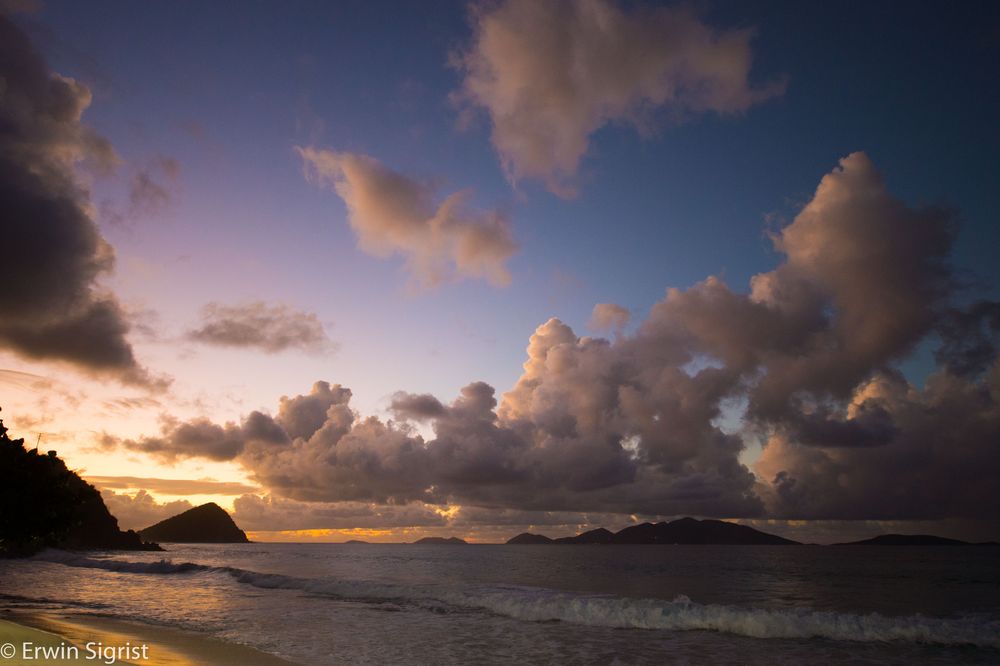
xmin=0 ymin=409 xmax=160 ymax=556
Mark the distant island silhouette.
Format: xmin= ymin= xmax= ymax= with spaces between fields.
xmin=507 ymin=532 xmax=556 ymax=545
xmin=507 ymin=518 xmax=799 ymax=545
xmin=834 ymin=534 xmax=997 ymax=546
xmin=413 ymin=536 xmax=467 ymax=544
xmin=0 ymin=408 xmax=160 ymax=557
xmin=140 ymin=502 xmax=250 ymax=543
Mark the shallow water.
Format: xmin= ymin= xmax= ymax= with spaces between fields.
xmin=2 ymin=544 xmax=998 ymax=664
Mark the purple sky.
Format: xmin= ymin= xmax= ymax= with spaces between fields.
xmin=2 ymin=1 xmax=999 ymax=542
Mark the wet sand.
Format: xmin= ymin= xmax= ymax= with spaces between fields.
xmin=0 ymin=612 xmax=295 ymax=665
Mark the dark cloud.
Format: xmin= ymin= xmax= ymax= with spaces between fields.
xmin=389 ymin=392 xmax=446 ymax=420
xmin=0 ymin=15 xmax=156 ymax=384
xmin=187 ymin=301 xmax=334 ymax=354
xmin=756 ymin=366 xmax=1000 ymax=520
xmin=934 ymin=300 xmax=1000 ymax=378
xmin=125 ymin=416 xmax=250 ymax=462
xmin=122 ymin=340 xmax=762 ymax=516
xmin=117 ymin=154 xmax=999 ymax=523
xmin=0 ymin=0 xmax=40 ymax=15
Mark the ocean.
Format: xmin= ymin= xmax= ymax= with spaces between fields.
xmin=1 ymin=544 xmax=998 ymax=664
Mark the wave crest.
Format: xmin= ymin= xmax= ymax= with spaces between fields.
xmin=31 ymin=550 xmax=1000 ymax=648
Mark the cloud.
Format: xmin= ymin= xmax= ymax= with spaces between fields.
xmin=99 ymin=489 xmax=193 ymax=531
xmin=117 ymin=153 xmax=999 ymax=523
xmin=87 ymin=475 xmax=258 ymax=496
xmin=124 ymin=415 xmax=252 ymax=462
xmin=232 ymin=494 xmax=448 ymax=531
xmin=0 ymin=0 xmax=41 ymax=15
xmin=453 ymin=0 xmax=783 ymax=195
xmin=297 ymin=147 xmax=517 ymax=287
xmin=754 ymin=365 xmax=1000 ymax=520
xmin=933 ymin=300 xmax=1000 ymax=377
xmin=187 ymin=301 xmax=334 ymax=354
xmin=122 ymin=340 xmax=762 ymax=517
xmin=107 ymin=155 xmax=179 ymax=226
xmin=0 ymin=15 xmax=157 ymax=385
xmin=0 ymin=368 xmax=53 ymax=391
xmin=588 ymin=303 xmax=630 ymax=335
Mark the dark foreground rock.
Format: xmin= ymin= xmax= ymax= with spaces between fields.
xmin=0 ymin=409 xmax=160 ymax=556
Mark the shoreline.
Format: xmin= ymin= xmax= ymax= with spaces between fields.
xmin=0 ymin=611 xmax=295 ymax=665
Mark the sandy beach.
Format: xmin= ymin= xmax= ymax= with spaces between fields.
xmin=0 ymin=612 xmax=294 ymax=665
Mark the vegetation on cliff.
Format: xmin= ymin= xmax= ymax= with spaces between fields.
xmin=0 ymin=408 xmax=160 ymax=556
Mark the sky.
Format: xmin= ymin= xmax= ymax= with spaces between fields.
xmin=2 ymin=0 xmax=999 ymax=544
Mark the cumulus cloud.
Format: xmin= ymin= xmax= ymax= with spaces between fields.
xmin=232 ymin=494 xmax=447 ymax=531
xmin=297 ymin=147 xmax=517 ymax=287
xmin=0 ymin=15 xmax=156 ymax=385
xmin=755 ymin=365 xmax=1000 ymax=520
xmin=934 ymin=300 xmax=1000 ymax=378
xmin=117 ymin=153 xmax=999 ymax=523
xmin=453 ymin=0 xmax=784 ymax=195
xmin=187 ymin=301 xmax=334 ymax=354
xmin=99 ymin=489 xmax=193 ymax=531
xmin=124 ymin=415 xmax=254 ymax=462
xmin=588 ymin=303 xmax=630 ymax=335
xmin=122 ymin=345 xmax=761 ymax=516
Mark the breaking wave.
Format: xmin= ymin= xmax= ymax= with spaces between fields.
xmin=31 ymin=550 xmax=1000 ymax=648
xmin=33 ymin=549 xmax=210 ymax=574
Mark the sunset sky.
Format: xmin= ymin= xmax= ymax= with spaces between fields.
xmin=2 ymin=0 xmax=998 ymax=543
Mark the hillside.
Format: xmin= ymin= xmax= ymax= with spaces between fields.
xmin=506 ymin=532 xmax=555 ymax=544
xmin=506 ymin=518 xmax=799 ymax=545
xmin=555 ymin=528 xmax=614 ymax=544
xmin=413 ymin=536 xmax=467 ymax=544
xmin=140 ymin=503 xmax=249 ymax=543
xmin=834 ymin=534 xmax=970 ymax=546
xmin=0 ymin=410 xmax=160 ymax=556
xmin=612 ymin=518 xmax=799 ymax=545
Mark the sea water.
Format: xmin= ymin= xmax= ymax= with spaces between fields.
xmin=1 ymin=544 xmax=998 ymax=664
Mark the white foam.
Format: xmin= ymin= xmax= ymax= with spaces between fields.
xmin=32 ymin=550 xmax=1000 ymax=647
xmin=446 ymin=587 xmax=1000 ymax=647
xmin=33 ymin=549 xmax=210 ymax=574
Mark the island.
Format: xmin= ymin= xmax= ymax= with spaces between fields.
xmin=412 ymin=536 xmax=467 ymax=544
xmin=0 ymin=409 xmax=160 ymax=556
xmin=139 ymin=503 xmax=250 ymax=543
xmin=506 ymin=532 xmax=554 ymax=544
xmin=834 ymin=534 xmax=977 ymax=546
xmin=506 ymin=517 xmax=799 ymax=545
